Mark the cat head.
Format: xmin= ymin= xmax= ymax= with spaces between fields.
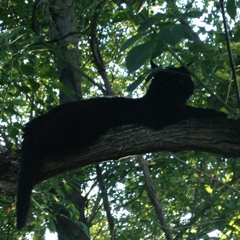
xmin=144 ymin=62 xmax=194 ymax=105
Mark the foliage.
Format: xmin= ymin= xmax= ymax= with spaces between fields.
xmin=0 ymin=0 xmax=239 ymax=239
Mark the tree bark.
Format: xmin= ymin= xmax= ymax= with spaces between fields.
xmin=1 ymin=117 xmax=240 ymax=195
xmin=47 ymin=0 xmax=82 ymax=102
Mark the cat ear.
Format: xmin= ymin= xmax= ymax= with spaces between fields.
xmin=146 ymin=61 xmax=161 ymax=84
xmin=150 ymin=61 xmax=158 ymax=69
xmin=179 ymin=62 xmax=193 ymax=74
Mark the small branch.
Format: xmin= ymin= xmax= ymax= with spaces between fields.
xmin=173 ymin=202 xmax=212 ymax=240
xmin=178 ymin=18 xmax=204 ymax=46
xmin=90 ymin=0 xmax=115 ymax=96
xmin=138 ymin=156 xmax=173 ymax=240
xmin=95 ymin=164 xmax=116 ymax=240
xmin=173 ymin=162 xmax=237 ymax=240
xmin=219 ymin=0 xmax=240 ymax=109
xmin=166 ymin=0 xmax=204 ymax=47
xmin=47 ymin=31 xmax=85 ymax=43
xmin=32 ymin=39 xmax=107 ymax=94
xmin=31 ymin=0 xmax=41 ymax=35
xmin=171 ymin=153 xmax=240 ymax=194
xmin=87 ymin=193 xmax=101 ymax=225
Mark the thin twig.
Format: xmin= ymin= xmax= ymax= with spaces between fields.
xmin=170 ymin=153 xmax=240 ymax=194
xmin=219 ymin=0 xmax=240 ymax=108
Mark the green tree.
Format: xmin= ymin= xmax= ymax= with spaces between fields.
xmin=0 ymin=0 xmax=240 ymax=239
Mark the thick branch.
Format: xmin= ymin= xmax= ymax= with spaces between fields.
xmin=1 ymin=117 xmax=240 ymax=195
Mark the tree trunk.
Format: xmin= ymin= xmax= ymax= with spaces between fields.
xmin=45 ymin=0 xmax=86 ymax=238
xmin=47 ymin=0 xmax=82 ymax=103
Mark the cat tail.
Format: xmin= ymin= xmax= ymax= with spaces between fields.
xmin=16 ymin=149 xmax=39 ymax=230
xmin=16 ymin=173 xmax=34 ymax=229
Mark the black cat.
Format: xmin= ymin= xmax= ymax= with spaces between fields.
xmin=16 ymin=63 xmax=225 ymax=229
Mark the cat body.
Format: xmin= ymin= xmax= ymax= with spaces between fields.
xmin=16 ymin=64 xmax=224 ymax=229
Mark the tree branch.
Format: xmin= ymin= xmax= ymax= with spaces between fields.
xmin=95 ymin=164 xmax=116 ymax=240
xmin=90 ymin=0 xmax=115 ymax=96
xmin=219 ymin=0 xmax=240 ymax=108
xmin=1 ymin=117 xmax=240 ymax=195
xmin=138 ymin=156 xmax=173 ymax=240
xmin=166 ymin=0 xmax=204 ymax=47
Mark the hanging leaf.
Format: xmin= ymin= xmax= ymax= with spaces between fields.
xmin=171 ymin=24 xmax=186 ymax=44
xmin=151 ymin=41 xmax=165 ymax=59
xmin=158 ymin=26 xmax=173 ymax=45
xmin=227 ymin=0 xmax=236 ymax=19
xmin=20 ymin=64 xmax=35 ymax=76
xmin=27 ymin=79 xmax=40 ymax=92
xmin=158 ymin=24 xmax=185 ymax=46
xmin=127 ymin=73 xmax=147 ymax=92
xmin=10 ymin=99 xmax=27 ymax=106
xmin=180 ymin=11 xmax=203 ymax=18
xmin=204 ymin=184 xmax=213 ymax=194
xmin=120 ymin=33 xmax=144 ymax=52
xmin=126 ymin=40 xmax=157 ymax=73
xmin=138 ymin=13 xmax=168 ymax=32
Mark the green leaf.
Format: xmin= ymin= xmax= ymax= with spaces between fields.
xmin=126 ymin=40 xmax=157 ymax=73
xmin=204 ymin=184 xmax=213 ymax=194
xmin=127 ymin=73 xmax=147 ymax=92
xmin=20 ymin=64 xmax=35 ymax=75
xmin=151 ymin=41 xmax=165 ymax=59
xmin=138 ymin=11 xmax=202 ymax=33
xmin=227 ymin=0 xmax=236 ymax=19
xmin=2 ymin=28 xmax=20 ymax=41
xmin=158 ymin=26 xmax=173 ymax=44
xmin=120 ymin=33 xmax=144 ymax=52
xmin=158 ymin=24 xmax=185 ymax=45
xmin=64 ymin=183 xmax=73 ymax=195
xmin=132 ymin=0 xmax=147 ymax=13
xmin=8 ymin=125 xmax=19 ymax=138
xmin=180 ymin=11 xmax=203 ymax=18
xmin=171 ymin=24 xmax=186 ymax=44
xmin=10 ymin=99 xmax=27 ymax=106
xmin=52 ymin=81 xmax=75 ymax=97
xmin=138 ymin=13 xmax=168 ymax=32
xmin=27 ymin=79 xmax=40 ymax=91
